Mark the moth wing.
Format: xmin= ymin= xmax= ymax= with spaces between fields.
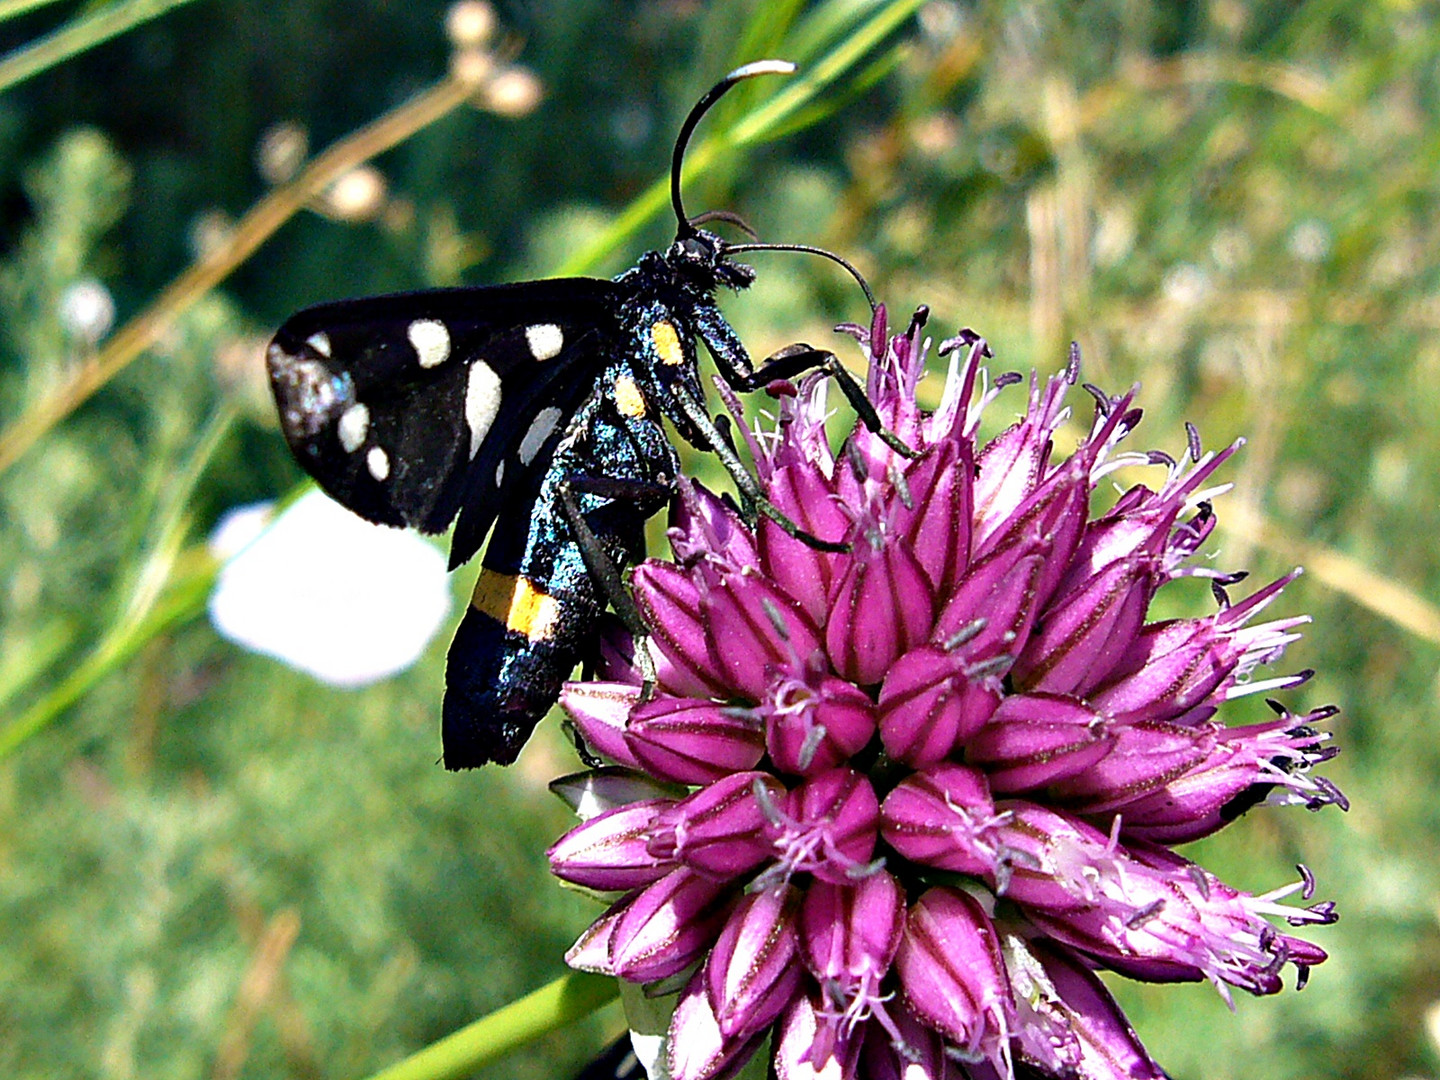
xmin=266 ymin=279 xmax=623 ymax=546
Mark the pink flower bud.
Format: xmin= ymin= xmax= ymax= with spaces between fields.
xmin=772 ymin=991 xmax=865 ymax=1080
xmin=667 ymin=971 xmax=767 ymax=1080
xmin=964 ymin=692 xmax=1113 ymax=793
xmin=706 ymin=568 xmax=823 ymax=701
xmin=1008 ymin=938 xmax=1168 ymax=1080
xmin=932 ymin=539 xmax=1049 ymax=657
xmin=608 ymin=866 xmax=733 ymax=983
xmin=879 ymin=644 xmax=1001 ymax=765
xmin=670 ymin=477 xmax=759 ymax=569
xmin=880 ymin=763 xmax=998 ymax=876
xmin=650 ymin=772 xmax=785 ymax=880
xmin=547 ymin=798 xmax=676 ymax=890
xmin=888 ymin=439 xmax=973 ymax=597
xmin=764 ymin=667 xmax=877 ymax=777
xmin=799 ymin=870 xmax=905 ymax=993
xmin=560 ymin=681 xmax=642 ymax=769
xmin=1013 ymin=557 xmax=1155 ymax=696
xmin=860 ymin=1002 xmax=962 ymax=1080
xmin=774 ymin=768 xmax=879 ymax=885
xmin=1048 ymin=718 xmax=1217 ymax=812
xmin=895 ymin=887 xmax=1015 ymax=1068
xmin=825 ymin=528 xmax=936 ymax=686
xmin=758 ymin=463 xmax=849 ymax=624
xmin=625 ymin=696 xmax=765 ymax=784
xmin=632 ymin=562 xmax=730 ymax=697
xmin=705 ymin=884 xmax=803 ymax=1039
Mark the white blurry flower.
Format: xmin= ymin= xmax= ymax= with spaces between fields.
xmin=1289 ymin=219 xmax=1331 ymax=263
xmin=256 ymin=121 xmax=309 ymax=185
xmin=208 ymin=490 xmax=452 ymax=688
xmin=58 ymin=278 xmax=115 ymax=344
xmin=482 ymin=67 xmax=544 ymax=117
xmin=451 ymin=46 xmax=496 ymax=88
xmin=321 ymin=166 xmax=388 ymax=222
xmin=446 ymin=0 xmax=496 ymax=48
xmin=1162 ymin=262 xmax=1209 ymax=305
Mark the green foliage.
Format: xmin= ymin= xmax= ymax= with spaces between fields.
xmin=1 ymin=1 xmax=1438 ymax=1078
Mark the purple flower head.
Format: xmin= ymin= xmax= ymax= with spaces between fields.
xmin=549 ymin=307 xmax=1343 ymax=1080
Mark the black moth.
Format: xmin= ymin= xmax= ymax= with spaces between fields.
xmin=268 ymin=61 xmax=887 ymax=769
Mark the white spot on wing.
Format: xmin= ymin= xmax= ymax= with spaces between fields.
xmin=408 ymin=319 xmax=451 ymax=368
xmin=367 ymin=446 xmax=390 ymax=481
xmin=525 ymin=323 xmax=564 ymax=361
xmin=305 ymin=331 xmax=332 ymax=357
xmin=494 ymin=461 xmax=505 ymax=488
xmin=466 ymin=360 xmax=502 ymax=458
xmin=338 ymin=403 xmax=369 ymax=453
xmin=518 ymin=406 xmax=563 ymax=466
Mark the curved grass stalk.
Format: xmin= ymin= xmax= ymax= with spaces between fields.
xmin=0 ymin=0 xmax=204 ymax=94
xmin=0 ymin=74 xmax=475 ymax=478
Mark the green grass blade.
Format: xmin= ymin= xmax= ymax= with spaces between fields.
xmin=554 ymin=0 xmax=924 ymax=277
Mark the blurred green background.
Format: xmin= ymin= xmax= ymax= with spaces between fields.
xmin=0 ymin=1 xmax=1435 ymax=1077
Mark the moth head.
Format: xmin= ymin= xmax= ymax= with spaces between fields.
xmin=665 ymin=228 xmax=757 ymax=292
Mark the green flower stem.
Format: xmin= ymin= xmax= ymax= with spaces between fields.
xmin=0 ymin=0 xmax=205 ymax=94
xmin=362 ymin=972 xmax=619 ymax=1080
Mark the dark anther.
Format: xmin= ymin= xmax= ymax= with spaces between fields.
xmin=1083 ymin=383 xmax=1112 ymax=415
xmin=1186 ymin=421 xmax=1203 ymax=462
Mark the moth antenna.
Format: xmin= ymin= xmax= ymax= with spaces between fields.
xmin=671 ymin=59 xmax=797 ymax=239
xmin=688 ymin=209 xmax=759 ymax=238
xmin=725 ymin=241 xmax=878 ymax=313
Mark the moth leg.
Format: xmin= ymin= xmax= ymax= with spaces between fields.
xmin=555 ymin=475 xmax=661 ymax=699
xmin=743 ymin=344 xmax=918 ymax=460
xmin=696 ymin=295 xmax=916 ymax=459
xmin=711 ymin=413 xmax=757 ymax=523
xmin=555 ymin=476 xmax=654 ymax=638
xmin=665 ymin=382 xmax=849 ymax=553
